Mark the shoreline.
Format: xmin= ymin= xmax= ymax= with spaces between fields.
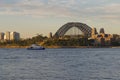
xmin=0 ymin=46 xmax=28 ymax=48
xmin=0 ymin=45 xmax=120 ymax=48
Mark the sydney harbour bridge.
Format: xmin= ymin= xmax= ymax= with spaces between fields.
xmin=54 ymin=22 xmax=92 ymax=38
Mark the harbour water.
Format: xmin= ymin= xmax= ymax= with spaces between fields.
xmin=0 ymin=48 xmax=120 ymax=80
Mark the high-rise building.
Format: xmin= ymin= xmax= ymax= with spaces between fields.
xmin=10 ymin=32 xmax=20 ymax=40
xmin=100 ymin=28 xmax=105 ymax=34
xmin=48 ymin=32 xmax=52 ymax=38
xmin=0 ymin=32 xmax=5 ymax=40
xmin=91 ymin=28 xmax=98 ymax=38
xmin=4 ymin=31 xmax=10 ymax=40
xmin=92 ymin=28 xmax=98 ymax=35
xmin=90 ymin=27 xmax=113 ymax=46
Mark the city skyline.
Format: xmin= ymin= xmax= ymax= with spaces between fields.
xmin=0 ymin=31 xmax=20 ymax=41
xmin=0 ymin=0 xmax=120 ymax=38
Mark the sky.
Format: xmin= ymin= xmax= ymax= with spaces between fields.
xmin=0 ymin=0 xmax=120 ymax=38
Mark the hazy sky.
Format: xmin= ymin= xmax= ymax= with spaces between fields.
xmin=0 ymin=0 xmax=120 ymax=38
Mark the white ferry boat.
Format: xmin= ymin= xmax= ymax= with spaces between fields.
xmin=27 ymin=44 xmax=45 ymax=50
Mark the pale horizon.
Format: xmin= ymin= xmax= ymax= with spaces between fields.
xmin=0 ymin=0 xmax=120 ymax=38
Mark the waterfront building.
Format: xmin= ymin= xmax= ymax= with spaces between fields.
xmin=112 ymin=34 xmax=120 ymax=43
xmin=10 ymin=32 xmax=20 ymax=40
xmin=92 ymin=28 xmax=98 ymax=35
xmin=90 ymin=28 xmax=113 ymax=46
xmin=100 ymin=28 xmax=105 ymax=34
xmin=0 ymin=32 xmax=5 ymax=40
xmin=91 ymin=28 xmax=98 ymax=39
xmin=4 ymin=31 xmax=10 ymax=41
xmin=48 ymin=32 xmax=52 ymax=38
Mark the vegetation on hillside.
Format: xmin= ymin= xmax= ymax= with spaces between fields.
xmin=0 ymin=34 xmax=47 ymax=46
xmin=0 ymin=34 xmax=120 ymax=47
xmin=43 ymin=38 xmax=88 ymax=46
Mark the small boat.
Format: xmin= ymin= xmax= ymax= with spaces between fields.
xmin=27 ymin=44 xmax=45 ymax=50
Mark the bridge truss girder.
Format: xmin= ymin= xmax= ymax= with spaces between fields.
xmin=54 ymin=22 xmax=92 ymax=38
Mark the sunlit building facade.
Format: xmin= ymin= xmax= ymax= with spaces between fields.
xmin=4 ymin=31 xmax=10 ymax=41
xmin=48 ymin=32 xmax=52 ymax=38
xmin=10 ymin=32 xmax=20 ymax=40
xmin=90 ymin=28 xmax=113 ymax=46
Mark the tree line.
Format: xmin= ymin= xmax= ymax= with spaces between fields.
xmin=0 ymin=34 xmax=47 ymax=46
xmin=0 ymin=34 xmax=120 ymax=47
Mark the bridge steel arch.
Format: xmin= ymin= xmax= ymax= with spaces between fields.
xmin=54 ymin=22 xmax=92 ymax=38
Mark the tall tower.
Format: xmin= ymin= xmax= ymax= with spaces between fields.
xmin=92 ymin=28 xmax=98 ymax=35
xmin=48 ymin=32 xmax=52 ymax=38
xmin=10 ymin=32 xmax=20 ymax=40
xmin=100 ymin=28 xmax=105 ymax=34
xmin=0 ymin=32 xmax=5 ymax=40
xmin=5 ymin=31 xmax=10 ymax=41
xmin=91 ymin=28 xmax=98 ymax=39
